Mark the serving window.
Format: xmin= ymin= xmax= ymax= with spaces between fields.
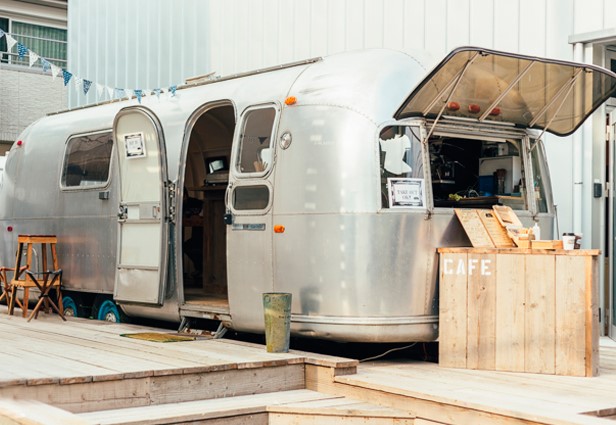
xmin=428 ymin=135 xmax=528 ymax=210
xmin=61 ymin=131 xmax=113 ymax=189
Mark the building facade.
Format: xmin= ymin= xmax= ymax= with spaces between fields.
xmin=0 ymin=0 xmax=67 ymax=154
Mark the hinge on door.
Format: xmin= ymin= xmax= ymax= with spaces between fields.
xmin=167 ymin=181 xmax=176 ymax=223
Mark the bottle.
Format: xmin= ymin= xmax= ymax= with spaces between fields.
xmin=532 ymin=222 xmax=541 ymax=241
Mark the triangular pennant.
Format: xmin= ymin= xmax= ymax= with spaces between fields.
xmin=153 ymin=88 xmax=161 ymax=99
xmin=73 ymin=77 xmax=82 ymax=89
xmin=134 ymin=89 xmax=143 ymax=103
xmin=0 ymin=29 xmax=5 ymax=39
xmin=17 ymin=43 xmax=27 ymax=59
xmin=125 ymin=88 xmax=134 ymax=99
xmin=96 ymin=83 xmax=104 ymax=98
xmin=114 ymin=88 xmax=125 ymax=98
xmin=62 ymin=69 xmax=73 ymax=86
xmin=169 ymin=85 xmax=177 ymax=96
xmin=5 ymin=34 xmax=17 ymax=51
xmin=50 ymin=63 xmax=61 ymax=81
xmin=83 ymin=80 xmax=92 ymax=95
xmin=41 ymin=58 xmax=51 ymax=73
xmin=107 ymin=87 xmax=114 ymax=99
xmin=28 ymin=51 xmax=39 ymax=68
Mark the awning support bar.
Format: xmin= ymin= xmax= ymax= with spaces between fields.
xmin=530 ymin=69 xmax=582 ymax=152
xmin=478 ymin=61 xmax=536 ymax=122
xmin=425 ymin=52 xmax=480 ymax=141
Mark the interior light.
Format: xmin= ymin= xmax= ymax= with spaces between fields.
xmin=468 ymin=104 xmax=481 ymax=113
xmin=447 ymin=101 xmax=460 ymax=111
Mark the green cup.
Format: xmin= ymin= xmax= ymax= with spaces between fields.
xmin=262 ymin=292 xmax=292 ymax=353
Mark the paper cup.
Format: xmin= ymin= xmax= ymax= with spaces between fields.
xmin=562 ymin=234 xmax=575 ymax=250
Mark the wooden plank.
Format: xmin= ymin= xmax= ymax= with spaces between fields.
xmin=477 ymin=209 xmax=515 ymax=248
xmin=524 ymin=254 xmax=555 ymax=374
xmin=491 ymin=205 xmax=523 ymax=228
xmin=494 ymin=253 xmax=525 ymax=372
xmin=586 ymin=256 xmax=599 ymax=377
xmin=555 ymin=255 xmax=586 ymax=376
xmin=454 ymin=209 xmax=495 ymax=248
xmin=466 ymin=252 xmax=496 ymax=370
xmin=438 ymin=252 xmax=468 ymax=369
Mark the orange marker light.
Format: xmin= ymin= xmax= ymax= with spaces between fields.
xmin=468 ymin=103 xmax=481 ymax=113
xmin=285 ymin=96 xmax=297 ymax=105
xmin=274 ymin=224 xmax=285 ymax=233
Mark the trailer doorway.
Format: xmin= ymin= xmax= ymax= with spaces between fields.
xmin=181 ymin=102 xmax=235 ymax=318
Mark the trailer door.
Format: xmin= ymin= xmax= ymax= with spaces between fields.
xmin=113 ymin=106 xmax=169 ymax=305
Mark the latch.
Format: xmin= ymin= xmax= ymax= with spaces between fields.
xmin=167 ymin=181 xmax=177 ymax=222
xmin=118 ymin=204 xmax=128 ymax=221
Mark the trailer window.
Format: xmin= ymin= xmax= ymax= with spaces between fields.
xmin=380 ymin=125 xmax=424 ymax=208
xmin=236 ymin=106 xmax=276 ymax=176
xmin=233 ymin=185 xmax=269 ymax=210
xmin=429 ymin=136 xmax=527 ymax=210
xmin=61 ymin=131 xmax=113 ymax=188
xmin=530 ymin=142 xmax=549 ymax=213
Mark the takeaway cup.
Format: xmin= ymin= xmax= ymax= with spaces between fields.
xmin=562 ymin=233 xmax=575 ymax=250
xmin=262 ymin=292 xmax=292 ymax=353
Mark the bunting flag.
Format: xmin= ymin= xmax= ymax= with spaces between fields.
xmin=17 ymin=43 xmax=28 ymax=59
xmin=41 ymin=58 xmax=51 ymax=73
xmin=82 ymin=79 xmax=92 ymax=95
xmin=96 ymin=83 xmax=104 ymax=99
xmin=28 ymin=51 xmax=39 ymax=68
xmin=62 ymin=69 xmax=73 ymax=86
xmin=5 ymin=34 xmax=16 ymax=52
xmin=50 ymin=63 xmax=61 ymax=81
xmin=2 ymin=33 xmax=193 ymax=105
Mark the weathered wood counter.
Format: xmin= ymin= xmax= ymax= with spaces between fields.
xmin=437 ymin=247 xmax=600 ymax=377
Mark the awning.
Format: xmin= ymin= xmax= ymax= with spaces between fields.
xmin=396 ymin=46 xmax=616 ymax=136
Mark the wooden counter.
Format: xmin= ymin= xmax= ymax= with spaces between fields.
xmin=437 ymin=247 xmax=600 ymax=377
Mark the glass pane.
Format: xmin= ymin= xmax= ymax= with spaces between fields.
xmin=380 ymin=126 xmax=424 ymax=208
xmin=236 ymin=107 xmax=275 ymax=174
xmin=11 ymin=21 xmax=67 ymax=67
xmin=398 ymin=47 xmax=616 ymax=136
xmin=530 ymin=141 xmax=549 ymax=213
xmin=0 ymin=18 xmax=7 ymax=63
xmin=62 ymin=132 xmax=113 ymax=188
xmin=233 ymin=185 xmax=269 ymax=210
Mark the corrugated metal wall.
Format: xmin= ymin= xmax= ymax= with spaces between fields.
xmin=68 ymin=0 xmax=616 ymax=106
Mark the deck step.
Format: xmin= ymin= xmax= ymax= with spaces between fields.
xmin=78 ymin=389 xmax=414 ymax=425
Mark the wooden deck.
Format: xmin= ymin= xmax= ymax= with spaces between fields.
xmin=2 ymin=306 xmax=616 ymax=424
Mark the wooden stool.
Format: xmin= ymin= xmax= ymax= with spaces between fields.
xmin=8 ymin=235 xmax=65 ymax=321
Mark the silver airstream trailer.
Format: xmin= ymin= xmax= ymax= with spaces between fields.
xmin=1 ymin=47 xmax=615 ymax=342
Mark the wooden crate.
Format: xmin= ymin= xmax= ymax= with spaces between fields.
xmin=437 ymin=247 xmax=600 ymax=376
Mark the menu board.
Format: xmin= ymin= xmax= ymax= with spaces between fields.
xmin=454 ymin=209 xmax=495 ymax=248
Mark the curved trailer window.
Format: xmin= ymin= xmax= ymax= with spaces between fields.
xmin=235 ymin=106 xmax=276 ymax=175
xmin=61 ymin=131 xmax=113 ymax=188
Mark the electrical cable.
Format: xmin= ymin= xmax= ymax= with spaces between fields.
xmin=358 ymin=343 xmax=417 ymax=363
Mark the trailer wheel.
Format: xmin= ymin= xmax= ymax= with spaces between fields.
xmin=97 ymin=299 xmax=122 ymax=323
xmin=62 ymin=294 xmax=84 ymax=318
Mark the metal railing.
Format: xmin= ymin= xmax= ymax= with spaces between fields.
xmin=1 ymin=32 xmax=67 ymax=68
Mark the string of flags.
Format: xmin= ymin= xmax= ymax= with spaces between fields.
xmin=0 ymin=29 xmax=179 ymax=103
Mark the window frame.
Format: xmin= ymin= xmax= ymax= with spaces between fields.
xmin=232 ymin=103 xmax=280 ymax=179
xmin=229 ymin=181 xmax=273 ymax=215
xmin=1 ymin=16 xmax=67 ymax=67
xmin=60 ymin=130 xmax=114 ymax=191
